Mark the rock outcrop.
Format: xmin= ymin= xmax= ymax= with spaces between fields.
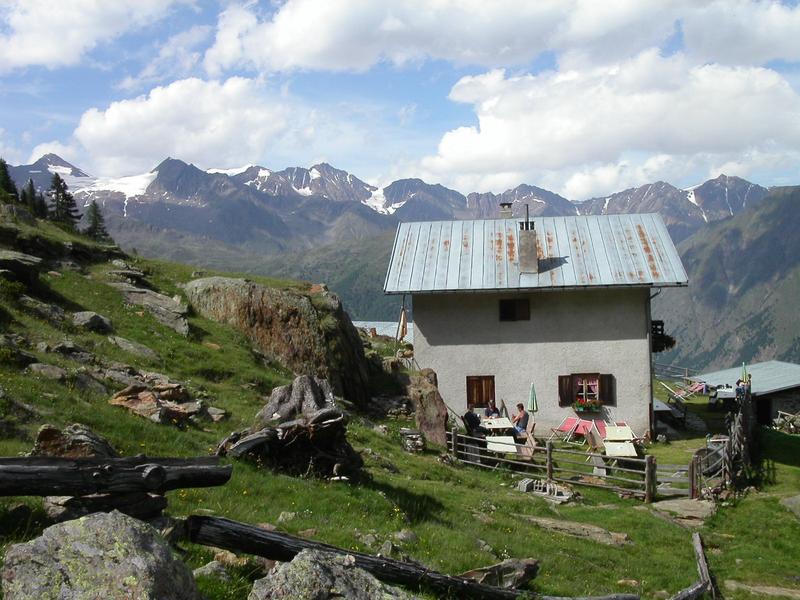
xmin=72 ymin=310 xmax=113 ymax=333
xmin=30 ymin=423 xmax=118 ymax=458
xmin=407 ymin=369 xmax=448 ymax=447
xmin=0 ymin=249 xmax=42 ymax=285
xmin=248 ymin=549 xmax=418 ymax=600
xmin=185 ymin=277 xmax=369 ymax=405
xmin=110 ymin=282 xmax=189 ymax=335
xmin=1 ymin=511 xmax=201 ymax=600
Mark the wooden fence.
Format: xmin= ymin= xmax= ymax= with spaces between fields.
xmin=446 ymin=430 xmax=657 ymax=501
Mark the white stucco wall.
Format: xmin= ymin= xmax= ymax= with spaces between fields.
xmin=412 ymin=288 xmax=653 ymax=436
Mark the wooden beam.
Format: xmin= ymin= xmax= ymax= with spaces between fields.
xmin=0 ymin=456 xmax=232 ymax=496
xmin=186 ymin=516 xmax=639 ymax=600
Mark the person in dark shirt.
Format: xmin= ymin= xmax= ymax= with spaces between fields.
xmin=463 ymin=408 xmax=488 ymax=436
xmin=512 ymin=403 xmax=529 ymax=435
xmin=484 ymin=399 xmax=500 ymax=418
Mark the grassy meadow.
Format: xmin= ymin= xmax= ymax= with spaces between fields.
xmin=0 ymin=220 xmax=798 ymax=599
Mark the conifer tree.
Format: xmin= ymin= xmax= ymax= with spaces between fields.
xmin=0 ymin=158 xmax=19 ymax=203
xmin=48 ymin=173 xmax=80 ymax=229
xmin=34 ymin=191 xmax=49 ymax=219
xmin=84 ymin=200 xmax=112 ymax=242
xmin=21 ymin=179 xmax=36 ymax=214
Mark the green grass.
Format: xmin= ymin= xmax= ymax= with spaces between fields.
xmin=1 ymin=223 xmax=799 ymax=599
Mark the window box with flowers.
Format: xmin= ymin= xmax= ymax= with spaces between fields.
xmin=558 ymin=373 xmax=616 ymax=408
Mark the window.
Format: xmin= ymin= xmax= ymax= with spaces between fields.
xmin=499 ymin=298 xmax=530 ymax=321
xmin=558 ymin=373 xmax=616 ymax=407
xmin=466 ymin=375 xmax=495 ymax=409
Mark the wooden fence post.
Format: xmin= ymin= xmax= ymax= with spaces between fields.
xmin=546 ymin=441 xmax=554 ymax=481
xmin=450 ymin=427 xmax=459 ymax=459
xmin=644 ymin=455 xmax=656 ymax=503
xmin=688 ymin=453 xmax=697 ymax=499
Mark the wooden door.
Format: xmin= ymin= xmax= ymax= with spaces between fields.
xmin=466 ymin=375 xmax=495 ymax=409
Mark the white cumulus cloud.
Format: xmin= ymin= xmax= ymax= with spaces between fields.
xmin=418 ymin=51 xmax=800 ymax=198
xmin=0 ymin=0 xmax=188 ymax=73
xmin=64 ymin=78 xmax=294 ymax=175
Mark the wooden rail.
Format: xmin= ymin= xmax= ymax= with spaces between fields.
xmin=447 ymin=431 xmax=653 ymax=500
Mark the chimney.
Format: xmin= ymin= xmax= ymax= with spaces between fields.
xmin=518 ymin=204 xmax=538 ymax=273
xmin=499 ymin=201 xmax=513 ymax=219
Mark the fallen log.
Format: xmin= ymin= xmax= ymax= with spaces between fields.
xmin=186 ymin=515 xmax=639 ymax=600
xmin=0 ymin=456 xmax=232 ymax=497
xmin=668 ymin=580 xmax=708 ymax=600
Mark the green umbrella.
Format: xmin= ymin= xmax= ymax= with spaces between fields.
xmin=528 ymin=382 xmax=538 ymax=417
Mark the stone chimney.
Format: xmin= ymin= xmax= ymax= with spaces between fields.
xmin=518 ymin=218 xmax=538 ymax=274
xmin=499 ymin=202 xmax=513 ymax=219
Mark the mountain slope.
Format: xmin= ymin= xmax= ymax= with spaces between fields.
xmin=654 ymin=185 xmax=800 ymax=369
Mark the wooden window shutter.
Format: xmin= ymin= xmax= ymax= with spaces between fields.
xmin=558 ymin=375 xmax=573 ymax=407
xmin=599 ymin=374 xmax=616 ymax=406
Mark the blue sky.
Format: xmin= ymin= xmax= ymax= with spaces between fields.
xmin=2 ymin=1 xmax=800 ymax=199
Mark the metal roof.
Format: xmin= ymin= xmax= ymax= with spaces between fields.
xmin=691 ymin=360 xmax=800 ymax=397
xmin=384 ymin=214 xmax=688 ymax=294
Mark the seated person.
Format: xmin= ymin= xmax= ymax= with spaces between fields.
xmin=511 ymin=403 xmax=529 ymax=435
xmin=484 ymin=399 xmax=500 ymax=418
xmin=463 ymin=408 xmax=488 ymax=436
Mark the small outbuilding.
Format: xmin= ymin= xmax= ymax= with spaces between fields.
xmin=384 ymin=213 xmax=688 ymax=437
xmin=692 ymin=360 xmax=800 ymax=425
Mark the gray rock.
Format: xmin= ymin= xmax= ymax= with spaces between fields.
xmin=207 ymin=406 xmax=228 ymax=422
xmin=43 ymin=492 xmax=167 ymax=522
xmin=193 ymin=560 xmax=231 ymax=582
xmin=0 ymin=204 xmax=36 ymax=226
xmin=111 ymin=259 xmax=130 ymax=269
xmin=29 ymin=423 xmax=118 ymax=458
xmin=248 ymin=549 xmax=418 ymax=600
xmin=19 ymin=295 xmax=65 ymax=323
xmin=277 ymin=511 xmax=296 ymax=524
xmin=1 ymin=510 xmax=201 ymax=600
xmin=110 ymin=282 xmax=189 ymax=335
xmin=780 ymin=494 xmax=800 ymax=520
xmin=394 ymin=529 xmax=419 ymax=544
xmin=0 ymin=249 xmax=42 ymax=284
xmin=407 ymin=370 xmax=448 ymax=447
xmin=74 ymin=371 xmax=108 ymax=395
xmin=51 ymin=340 xmax=94 ymax=363
xmin=0 ymin=334 xmax=36 ymax=366
xmin=27 ymin=363 xmax=67 ymax=382
xmin=108 ymin=335 xmax=159 ymax=359
xmin=72 ymin=310 xmax=113 ymax=333
xmin=460 ymin=558 xmax=539 ymax=589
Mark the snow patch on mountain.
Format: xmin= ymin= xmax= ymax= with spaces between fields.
xmin=80 ymin=172 xmax=157 ymax=199
xmin=206 ymin=165 xmax=253 ymax=176
xmin=684 ymin=188 xmax=708 ymax=222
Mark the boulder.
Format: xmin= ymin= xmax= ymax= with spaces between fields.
xmin=193 ymin=560 xmax=231 ymax=582
xmin=110 ymin=282 xmax=189 ymax=335
xmin=1 ymin=511 xmax=201 ymax=600
xmin=27 ymin=363 xmax=67 ymax=382
xmin=512 ymin=515 xmax=630 ymax=547
xmin=18 ymin=295 xmax=65 ymax=323
xmin=73 ymin=370 xmax=109 ymax=395
xmin=50 ymin=340 xmax=95 ymax=363
xmin=248 ymin=549 xmax=418 ymax=600
xmin=0 ymin=249 xmax=42 ymax=285
xmin=29 ymin=423 xmax=118 ymax=458
xmin=72 ymin=310 xmax=113 ymax=333
xmin=0 ymin=334 xmax=36 ymax=366
xmin=0 ymin=204 xmax=36 ymax=226
xmin=43 ymin=492 xmax=168 ymax=522
xmin=108 ymin=335 xmax=159 ymax=359
xmin=109 ymin=384 xmax=204 ymax=425
xmin=184 ymin=277 xmax=370 ymax=405
xmin=407 ymin=372 xmax=448 ymax=447
xmin=460 ymin=558 xmax=539 ymax=589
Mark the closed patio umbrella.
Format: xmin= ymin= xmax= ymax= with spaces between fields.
xmin=528 ymin=382 xmax=538 ymax=420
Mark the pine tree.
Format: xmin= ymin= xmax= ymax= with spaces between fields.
xmin=84 ymin=200 xmax=112 ymax=242
xmin=0 ymin=158 xmax=19 ymax=204
xmin=21 ymin=179 xmax=36 ymax=215
xmin=34 ymin=191 xmax=49 ymax=219
xmin=48 ymin=173 xmax=80 ymax=229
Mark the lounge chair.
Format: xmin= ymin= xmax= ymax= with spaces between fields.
xmin=549 ymin=416 xmax=579 ymax=442
xmin=515 ymin=421 xmax=537 ymax=459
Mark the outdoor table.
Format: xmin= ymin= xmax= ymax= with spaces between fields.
xmin=486 ymin=435 xmax=517 ymax=453
xmin=653 ymin=399 xmax=671 ymax=414
xmin=604 ymin=425 xmax=636 ymax=441
xmin=604 ymin=440 xmax=639 ymax=458
xmin=481 ymin=417 xmax=514 ymax=433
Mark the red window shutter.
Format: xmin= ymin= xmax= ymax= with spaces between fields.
xmin=558 ymin=375 xmax=573 ymax=407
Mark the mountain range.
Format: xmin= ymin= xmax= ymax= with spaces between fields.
xmin=9 ymin=153 xmax=796 ymax=371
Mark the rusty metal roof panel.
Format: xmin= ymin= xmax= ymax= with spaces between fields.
xmin=384 ymin=213 xmax=688 ymax=294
